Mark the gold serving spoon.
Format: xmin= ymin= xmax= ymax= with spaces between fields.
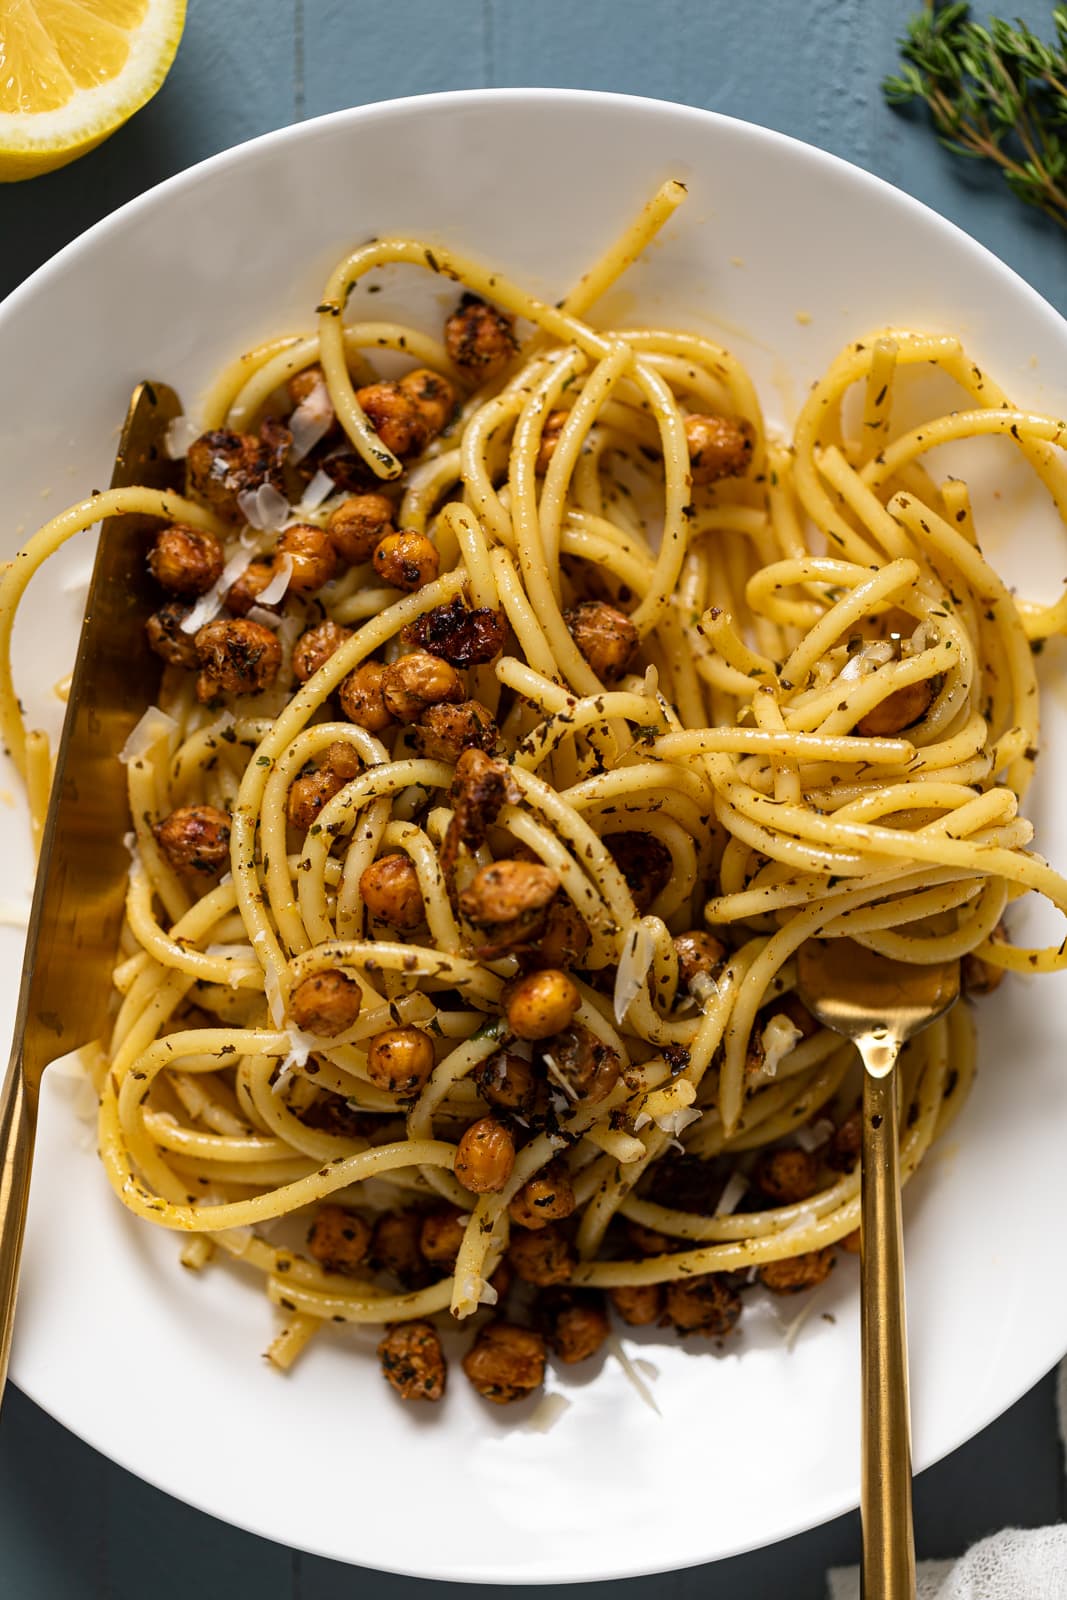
xmin=795 ymin=937 xmax=959 ymax=1600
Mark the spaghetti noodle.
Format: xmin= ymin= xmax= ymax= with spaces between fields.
xmin=3 ymin=181 xmax=1066 ymax=1404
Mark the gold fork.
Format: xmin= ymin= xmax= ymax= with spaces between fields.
xmin=0 ymin=382 xmax=178 ymax=1404
xmin=795 ymin=937 xmax=959 ymax=1600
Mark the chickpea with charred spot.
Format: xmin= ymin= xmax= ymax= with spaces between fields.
xmin=224 ymin=559 xmax=277 ymax=617
xmin=289 ymin=969 xmax=362 ymax=1036
xmin=380 ymin=651 xmax=464 ymax=722
xmin=155 ymin=805 xmax=231 ymax=875
xmin=462 ymin=1320 xmax=545 ymax=1405
xmin=145 ymin=601 xmax=199 ymax=668
xmin=418 ymin=1207 xmax=467 ymax=1268
xmin=275 ymin=523 xmax=339 ymax=593
xmin=412 ymin=700 xmax=498 ymax=764
xmin=505 ymin=969 xmax=581 ymax=1041
xmin=854 ymin=677 xmax=935 ymax=737
xmin=148 ymin=524 xmax=224 ymax=597
xmin=338 ymin=660 xmax=393 ymax=733
xmin=444 ymin=293 xmax=518 ymax=382
xmin=370 ymin=1211 xmax=428 ymax=1287
xmin=564 ymin=600 xmax=639 ymax=683
xmin=536 ymin=896 xmax=591 ymax=970
xmin=186 ymin=428 xmax=275 ymax=521
xmin=292 ymin=619 xmax=353 ymax=684
xmin=398 ymin=367 xmax=457 ymax=436
xmin=535 ymin=409 xmax=569 ymax=475
xmin=664 ymin=1273 xmax=742 ymax=1336
xmin=378 ymin=1320 xmax=446 ymax=1402
xmin=473 ymin=1050 xmax=537 ymax=1115
xmin=404 ymin=598 xmax=508 ymax=667
xmin=547 ymin=1023 xmax=621 ymax=1105
xmin=306 ymin=1204 xmax=371 ymax=1275
xmin=684 ymin=413 xmax=753 ymax=486
xmin=194 ymin=617 xmax=281 ymax=702
xmin=673 ymin=930 xmax=727 ymax=989
xmin=326 ymin=492 xmax=394 ymax=563
xmin=365 ymin=1027 xmax=436 ymax=1096
xmin=286 ymin=741 xmax=360 ymax=830
xmin=287 ymin=363 xmax=332 ymax=412
xmin=544 ymin=1291 xmax=610 ymax=1364
xmin=372 ymin=530 xmax=440 ymax=592
xmin=608 ymin=1283 xmax=665 ymax=1327
xmin=508 ymin=1222 xmax=575 ymax=1287
xmin=507 ymin=1158 xmax=576 ymax=1230
xmin=754 ymin=1147 xmax=821 ymax=1205
xmin=455 ymin=1117 xmax=515 ymax=1194
xmin=359 ymin=853 xmax=424 ymax=931
xmin=355 ymin=381 xmax=429 ymax=459
xmin=759 ymin=1248 xmax=836 ymax=1294
xmin=460 ymin=860 xmax=559 ymax=934
xmin=605 ymin=830 xmax=673 ymax=913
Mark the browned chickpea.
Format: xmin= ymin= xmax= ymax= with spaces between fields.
xmin=398 ymin=367 xmax=457 ymax=436
xmin=287 ymin=363 xmax=332 ymax=412
xmin=854 ymin=677 xmax=934 ymax=737
xmin=365 ymin=1027 xmax=436 ymax=1096
xmin=535 ymin=409 xmax=569 ymax=475
xmin=306 ymin=1204 xmax=371 ymax=1274
xmin=194 ymin=617 xmax=282 ymax=701
xmin=291 ymin=619 xmax=353 ymax=683
xmin=404 ymin=597 xmax=508 ymax=667
xmin=547 ymin=1023 xmax=621 ymax=1105
xmin=275 ymin=523 xmax=339 ymax=594
xmin=827 ymin=1110 xmax=861 ymax=1173
xmin=154 ymin=804 xmax=231 ymax=875
xmin=355 ymin=380 xmax=429 ymax=458
xmin=145 ymin=601 xmax=199 ymax=668
xmin=287 ymin=770 xmax=344 ymax=831
xmin=684 ymin=413 xmax=753 ymax=486
xmin=508 ymin=1222 xmax=575 ymax=1287
xmin=664 ymin=1273 xmax=742 ymax=1336
xmin=460 ymin=860 xmax=559 ymax=932
xmin=564 ymin=600 xmax=639 ymax=683
xmin=186 ymin=428 xmax=274 ymax=521
xmin=605 ymin=830 xmax=673 ymax=913
xmin=323 ymin=741 xmax=361 ymax=781
xmin=449 ymin=749 xmax=520 ymax=850
xmin=370 ymin=1210 xmax=428 ymax=1286
xmin=372 ymin=530 xmax=440 ymax=592
xmin=444 ymin=294 xmax=518 ymax=382
xmin=759 ymin=1248 xmax=836 ymax=1295
xmin=546 ymin=1292 xmax=609 ymax=1364
xmin=412 ymin=700 xmax=497 ymax=764
xmin=380 ymin=651 xmax=464 ymax=722
xmin=489 ymin=1258 xmax=513 ymax=1303
xmin=223 ymin=559 xmax=277 ymax=617
xmin=673 ymin=930 xmax=727 ymax=988
xmin=418 ymin=1206 xmax=467 ymax=1268
xmin=626 ymin=1220 xmax=674 ymax=1256
xmin=536 ymin=896 xmax=591 ymax=970
xmin=608 ymin=1283 xmax=665 ymax=1327
xmin=289 ymin=969 xmax=362 ymax=1036
xmin=377 ymin=1320 xmax=446 ymax=1401
xmin=962 ymin=926 xmax=1008 ymax=996
xmin=326 ymin=492 xmax=395 ymax=563
xmin=505 ymin=969 xmax=581 ymax=1041
xmin=473 ymin=1050 xmax=537 ymax=1114
xmin=338 ymin=661 xmax=393 ymax=733
xmin=507 ymin=1159 xmax=576 ymax=1230
xmin=462 ymin=1320 xmax=545 ymax=1404
xmin=455 ymin=1116 xmax=516 ymax=1195
xmin=148 ymin=524 xmax=224 ymax=597
xmin=359 ymin=853 xmax=424 ymax=930
xmin=754 ymin=1148 xmax=821 ymax=1205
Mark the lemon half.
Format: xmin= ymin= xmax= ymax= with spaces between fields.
xmin=0 ymin=0 xmax=186 ymax=182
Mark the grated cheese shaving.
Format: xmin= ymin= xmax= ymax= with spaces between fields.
xmin=613 ymin=920 xmax=656 ymax=1024
xmin=256 ymin=554 xmax=293 ymax=608
xmin=237 ymin=482 xmax=291 ymax=532
xmin=758 ymin=1013 xmax=803 ymax=1080
xmin=118 ymin=705 xmax=178 ymax=764
xmin=299 ymin=468 xmax=336 ymax=512
xmin=163 ymin=415 xmax=201 ymax=460
xmin=288 ymin=384 xmax=334 ymax=463
xmin=795 ymin=1116 xmax=835 ymax=1154
xmin=523 ymin=1392 xmax=572 ymax=1433
xmin=180 ymin=547 xmax=255 ymax=634
xmin=606 ymin=1333 xmax=661 ymax=1417
xmin=715 ymin=1170 xmax=749 ymax=1217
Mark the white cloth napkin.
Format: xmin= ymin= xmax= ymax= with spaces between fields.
xmin=827 ymin=1361 xmax=1067 ymax=1598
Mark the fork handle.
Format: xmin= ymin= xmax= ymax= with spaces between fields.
xmin=860 ymin=1062 xmax=916 ymax=1600
xmin=0 ymin=1052 xmax=37 ymax=1409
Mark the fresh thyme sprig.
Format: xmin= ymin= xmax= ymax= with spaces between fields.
xmin=884 ymin=3 xmax=1067 ymax=227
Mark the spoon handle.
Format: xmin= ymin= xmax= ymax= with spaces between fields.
xmin=859 ymin=1057 xmax=916 ymax=1600
xmin=0 ymin=1053 xmax=36 ymax=1411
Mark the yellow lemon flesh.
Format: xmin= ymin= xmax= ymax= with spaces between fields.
xmin=0 ymin=0 xmax=186 ymax=181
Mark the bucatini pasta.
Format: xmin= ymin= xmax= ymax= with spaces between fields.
xmin=3 ymin=180 xmax=1065 ymax=1406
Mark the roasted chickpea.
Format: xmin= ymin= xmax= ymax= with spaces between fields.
xmin=292 ymin=619 xmax=353 ymax=683
xmin=460 ymin=860 xmax=560 ymax=932
xmin=546 ymin=1292 xmax=609 ymax=1364
xmin=326 ymin=492 xmax=394 ymax=563
xmin=287 ymin=770 xmax=345 ymax=831
xmin=608 ymin=1283 xmax=664 ymax=1327
xmin=355 ymin=380 xmax=429 ymax=458
xmin=372 ymin=530 xmax=440 ymax=592
xmin=455 ymin=1117 xmax=516 ymax=1195
xmin=664 ymin=1273 xmax=742 ymax=1336
xmin=398 ymin=367 xmax=457 ymax=436
xmin=508 ymin=1222 xmax=575 ymax=1287
xmin=289 ymin=969 xmax=362 ymax=1036
xmin=154 ymin=804 xmax=231 ymax=875
xmin=673 ymin=930 xmax=727 ymax=989
xmin=535 ymin=409 xmax=569 ymax=475
xmin=404 ymin=597 xmax=508 ymax=667
xmin=306 ymin=1204 xmax=371 ymax=1274
xmin=419 ymin=1207 xmax=467 ymax=1268
xmin=365 ymin=1026 xmax=436 ymax=1096
xmin=359 ymin=853 xmax=424 ymax=931
xmin=507 ymin=1159 xmax=576 ymax=1230
xmin=377 ymin=1320 xmax=446 ymax=1402
xmin=287 ymin=363 xmax=332 ymax=411
xmin=186 ymin=428 xmax=273 ymax=521
xmin=462 ymin=1320 xmax=545 ymax=1405
xmin=338 ymin=661 xmax=393 ymax=733
xmin=758 ymin=1248 xmax=836 ymax=1294
xmin=223 ymin=559 xmax=277 ymax=617
xmin=448 ymin=749 xmax=520 ymax=850
xmin=145 ymin=601 xmax=199 ymax=668
xmin=854 ymin=677 xmax=934 ymax=737
xmin=370 ymin=1210 xmax=427 ymax=1286
xmin=840 ymin=1228 xmax=862 ymax=1255
xmin=754 ymin=1148 xmax=821 ymax=1205
xmin=605 ymin=830 xmax=673 ymax=913
xmin=564 ymin=600 xmax=639 ymax=683
xmin=626 ymin=1220 xmax=675 ymax=1256
xmin=194 ymin=617 xmax=282 ymax=701
xmin=535 ymin=896 xmax=590 ymax=970
xmin=148 ymin=524 xmax=224 ymax=597
xmin=827 ymin=1110 xmax=861 ymax=1173
xmin=444 ymin=294 xmax=518 ymax=382
xmin=473 ymin=1050 xmax=537 ymax=1114
xmin=412 ymin=700 xmax=498 ymax=763
xmin=547 ymin=1023 xmax=621 ymax=1105
xmin=684 ymin=413 xmax=753 ymax=485
xmin=505 ymin=969 xmax=581 ymax=1041
xmin=275 ymin=523 xmax=339 ymax=594
xmin=380 ymin=651 xmax=464 ymax=722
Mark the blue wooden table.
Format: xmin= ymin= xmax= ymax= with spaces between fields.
xmin=1 ymin=4 xmax=1063 ymax=1595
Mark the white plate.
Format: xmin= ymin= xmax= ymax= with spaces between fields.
xmin=3 ymin=90 xmax=1067 ymax=1583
